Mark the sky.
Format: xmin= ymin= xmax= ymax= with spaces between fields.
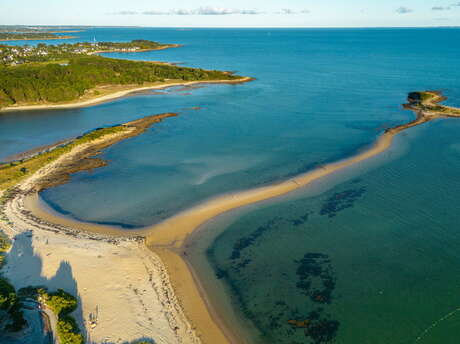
xmin=1 ymin=0 xmax=460 ymax=27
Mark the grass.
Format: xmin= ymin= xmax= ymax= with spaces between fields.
xmin=0 ymin=231 xmax=10 ymax=267
xmin=0 ymin=278 xmax=27 ymax=332
xmin=0 ymin=125 xmax=127 ymax=190
xmin=39 ymin=288 xmax=84 ymax=344
xmin=418 ymin=91 xmax=437 ymax=102
xmin=409 ymin=91 xmax=460 ymax=116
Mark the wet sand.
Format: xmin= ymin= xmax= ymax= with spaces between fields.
xmin=0 ymin=77 xmax=253 ymax=113
xmin=4 ymin=91 xmax=459 ymax=344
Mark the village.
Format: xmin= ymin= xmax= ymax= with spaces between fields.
xmin=0 ymin=39 xmax=166 ymax=66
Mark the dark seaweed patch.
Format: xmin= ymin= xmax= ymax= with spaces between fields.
xmin=305 ymin=318 xmax=339 ymax=344
xmin=229 ymin=217 xmax=281 ymax=261
xmin=290 ymin=212 xmax=312 ymax=226
xmin=215 ymin=268 xmax=228 ymax=280
xmin=295 ymin=253 xmax=334 ymax=304
xmin=289 ymin=253 xmax=339 ymax=343
xmin=319 ymin=187 xmax=366 ymax=218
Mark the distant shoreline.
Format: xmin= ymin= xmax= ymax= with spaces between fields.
xmin=0 ymin=35 xmax=77 ymax=42
xmin=88 ymin=43 xmax=182 ymax=55
xmin=0 ymin=77 xmax=253 ymax=113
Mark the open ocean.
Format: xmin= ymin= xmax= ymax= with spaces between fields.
xmin=2 ymin=27 xmax=460 ymax=343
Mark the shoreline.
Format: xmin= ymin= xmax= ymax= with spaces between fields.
xmin=88 ymin=43 xmax=182 ymax=55
xmin=0 ymin=191 xmax=201 ymax=344
xmin=0 ymin=77 xmax=253 ymax=113
xmin=0 ymin=35 xmax=76 ymax=42
xmin=2 ymin=91 xmax=457 ymax=343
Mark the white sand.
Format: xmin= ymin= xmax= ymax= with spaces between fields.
xmin=0 ymin=126 xmax=202 ymax=343
xmin=0 ymin=78 xmax=252 ymax=113
xmin=0 ymin=194 xmax=200 ymax=344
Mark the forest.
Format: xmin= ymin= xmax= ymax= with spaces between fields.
xmin=0 ymin=32 xmax=64 ymax=41
xmin=0 ymin=55 xmax=240 ymax=108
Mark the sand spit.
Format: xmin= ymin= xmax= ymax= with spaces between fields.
xmin=0 ymin=77 xmax=253 ymax=113
xmin=0 ymin=114 xmax=201 ymax=343
xmin=2 ymin=91 xmax=459 ymax=344
xmin=88 ymin=43 xmax=182 ymax=55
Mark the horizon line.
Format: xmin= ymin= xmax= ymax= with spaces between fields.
xmin=2 ymin=24 xmax=460 ymax=29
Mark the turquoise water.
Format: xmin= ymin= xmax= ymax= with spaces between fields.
xmin=2 ymin=28 xmax=460 ymax=342
xmin=205 ymin=119 xmax=460 ymax=344
xmin=4 ymin=28 xmax=460 ymax=226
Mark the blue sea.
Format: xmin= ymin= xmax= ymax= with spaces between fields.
xmin=2 ymin=28 xmax=460 ymax=343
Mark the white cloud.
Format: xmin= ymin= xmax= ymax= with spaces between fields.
xmin=113 ymin=10 xmax=138 ymax=15
xmin=141 ymin=7 xmax=262 ymax=16
xmin=396 ymin=7 xmax=414 ymax=14
xmin=275 ymin=8 xmax=310 ymax=15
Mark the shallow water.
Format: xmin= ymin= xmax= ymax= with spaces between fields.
xmin=2 ymin=28 xmax=460 ymax=343
xmin=205 ymin=119 xmax=460 ymax=344
xmin=3 ymin=28 xmax=460 ymax=226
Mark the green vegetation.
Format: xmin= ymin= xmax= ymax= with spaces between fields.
xmin=0 ymin=230 xmax=10 ymax=267
xmin=408 ymin=91 xmax=460 ymax=116
xmin=0 ymin=39 xmax=242 ymax=108
xmin=39 ymin=289 xmax=83 ymax=344
xmin=57 ymin=316 xmax=84 ymax=344
xmin=408 ymin=91 xmax=438 ymax=103
xmin=0 ymin=285 xmax=84 ymax=342
xmin=0 ymin=278 xmax=27 ymax=332
xmin=0 ymin=40 xmax=172 ymax=66
xmin=0 ymin=201 xmax=25 ymax=333
xmin=0 ymin=125 xmax=126 ymax=190
xmin=42 ymin=288 xmax=77 ymax=315
xmin=0 ymin=33 xmax=65 ymax=41
xmin=0 ymin=54 xmax=239 ymax=108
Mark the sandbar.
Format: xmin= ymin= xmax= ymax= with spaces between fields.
xmin=1 ymin=91 xmax=456 ymax=344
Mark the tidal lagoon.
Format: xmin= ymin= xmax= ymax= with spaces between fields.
xmin=2 ymin=28 xmax=460 ymax=343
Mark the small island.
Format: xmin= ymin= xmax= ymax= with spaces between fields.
xmin=0 ymin=39 xmax=251 ymax=111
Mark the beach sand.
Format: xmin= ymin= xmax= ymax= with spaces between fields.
xmin=0 ymin=207 xmax=200 ymax=344
xmin=1 ymin=91 xmax=456 ymax=344
xmin=0 ymin=77 xmax=253 ymax=113
xmin=12 ymin=119 xmax=399 ymax=344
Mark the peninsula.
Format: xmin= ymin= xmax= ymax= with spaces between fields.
xmin=0 ymin=91 xmax=459 ymax=343
xmin=0 ymin=39 xmax=249 ymax=112
xmin=0 ymin=113 xmax=202 ymax=343
xmin=0 ymin=32 xmax=77 ymax=41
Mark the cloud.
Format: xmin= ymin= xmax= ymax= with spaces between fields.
xmin=432 ymin=6 xmax=451 ymax=10
xmin=396 ymin=6 xmax=414 ymax=14
xmin=141 ymin=7 xmax=262 ymax=15
xmin=452 ymin=2 xmax=460 ymax=6
xmin=113 ymin=10 xmax=138 ymax=15
xmin=279 ymin=8 xmax=297 ymax=14
xmin=276 ymin=9 xmax=311 ymax=15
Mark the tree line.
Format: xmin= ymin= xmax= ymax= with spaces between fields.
xmin=0 ymin=55 xmax=240 ymax=108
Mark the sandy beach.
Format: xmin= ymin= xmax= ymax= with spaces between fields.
xmin=88 ymin=43 xmax=182 ymax=55
xmin=0 ymin=199 xmax=200 ymax=344
xmin=0 ymin=77 xmax=253 ymax=113
xmin=0 ymin=125 xmax=202 ymax=343
xmin=1 ymin=91 xmax=457 ymax=343
xmin=6 ymin=112 xmax=405 ymax=344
